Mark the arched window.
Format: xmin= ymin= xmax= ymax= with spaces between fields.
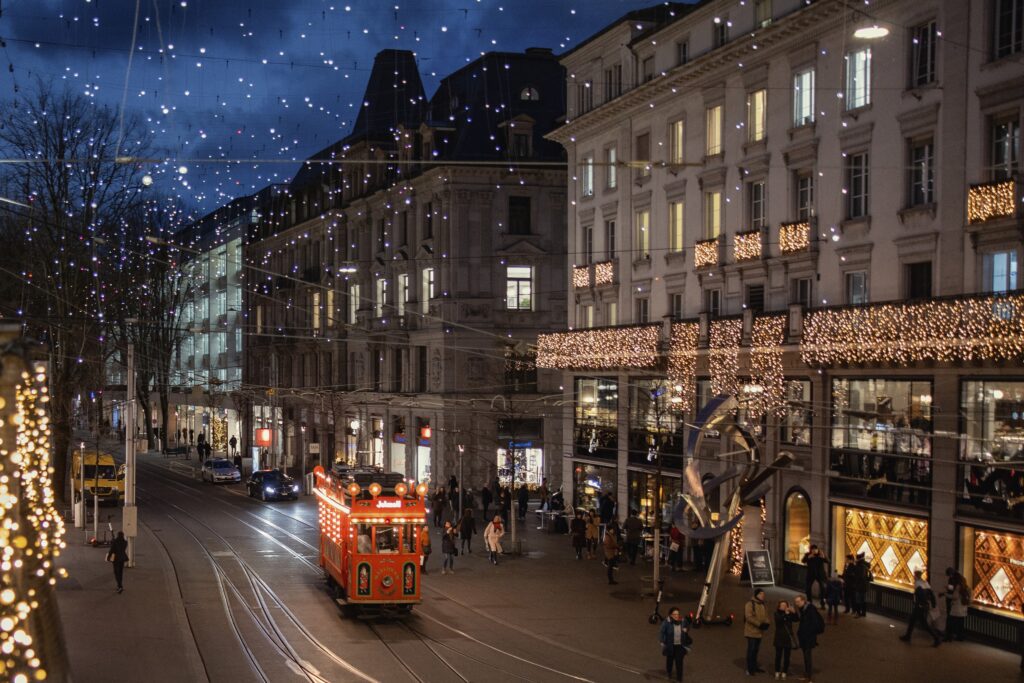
xmin=520 ymin=86 xmax=540 ymax=101
xmin=784 ymin=489 xmax=810 ymax=564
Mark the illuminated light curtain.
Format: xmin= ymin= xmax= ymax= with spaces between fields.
xmin=801 ymin=294 xmax=1024 ymax=366
xmin=750 ymin=315 xmax=787 ymax=419
xmin=709 ymin=319 xmax=742 ymax=396
xmin=667 ymin=322 xmax=699 ymax=412
xmin=536 ymin=325 xmax=660 ymax=370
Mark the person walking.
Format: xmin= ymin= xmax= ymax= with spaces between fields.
xmin=599 ymin=492 xmax=616 ymax=525
xmin=623 ymin=509 xmax=643 ymax=566
xmin=538 ymin=478 xmax=550 ymax=511
xmin=517 ymin=483 xmax=529 ymax=521
xmin=744 ymin=589 xmax=770 ymax=676
xmin=432 ymin=487 xmax=447 ymax=527
xmin=585 ymin=511 xmax=600 ymax=560
xmin=773 ymin=599 xmax=798 ymax=680
xmin=229 ymin=434 xmax=238 ymax=457
xmin=107 ymin=531 xmax=129 ymax=593
xmin=658 ymin=607 xmax=691 ymax=681
xmin=419 ymin=525 xmax=432 ymax=575
xmin=841 ymin=554 xmax=857 ymax=614
xmin=944 ymin=570 xmax=970 ymax=642
xmin=441 ymin=521 xmax=457 ymax=574
xmin=570 ymin=511 xmax=587 ymax=560
xmin=824 ymin=572 xmax=844 ymax=625
xmin=794 ymin=594 xmax=824 ymax=682
xmin=899 ymin=569 xmax=942 ymax=646
xmin=500 ymin=487 xmax=512 ymax=526
xmin=802 ymin=545 xmax=830 ymax=608
xmin=458 ymin=507 xmax=476 ymax=554
xmin=483 ymin=515 xmax=504 ymax=565
xmin=603 ymin=522 xmax=620 ymax=585
xmin=852 ymin=552 xmax=872 ymax=617
xmin=481 ymin=484 xmax=493 ymax=521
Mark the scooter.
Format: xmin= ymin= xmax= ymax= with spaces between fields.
xmin=648 ymin=577 xmax=666 ymax=624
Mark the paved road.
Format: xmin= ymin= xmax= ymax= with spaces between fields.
xmin=57 ymin=453 xmax=1022 ymax=682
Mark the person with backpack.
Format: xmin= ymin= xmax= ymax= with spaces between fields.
xmin=773 ymin=599 xmax=798 ymax=680
xmin=794 ymin=593 xmax=824 ymax=682
xmin=658 ymin=607 xmax=691 ymax=681
xmin=744 ymin=588 xmax=770 ymax=676
xmin=899 ymin=569 xmax=942 ymax=646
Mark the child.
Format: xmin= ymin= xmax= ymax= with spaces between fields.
xmin=824 ymin=571 xmax=844 ymax=625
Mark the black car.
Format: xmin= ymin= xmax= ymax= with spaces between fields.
xmin=246 ymin=469 xmax=299 ymax=501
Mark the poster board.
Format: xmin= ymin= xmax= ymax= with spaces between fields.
xmin=746 ymin=549 xmax=775 ymax=586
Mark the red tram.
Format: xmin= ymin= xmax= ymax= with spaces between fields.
xmin=313 ymin=465 xmax=428 ymax=613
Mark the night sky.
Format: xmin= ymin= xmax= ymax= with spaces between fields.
xmin=2 ymin=0 xmax=670 ymax=214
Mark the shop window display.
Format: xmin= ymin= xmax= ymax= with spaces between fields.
xmin=959 ymin=381 xmax=1024 ymax=519
xmin=960 ymin=525 xmax=1024 ymax=618
xmin=781 ymin=380 xmax=812 ymax=446
xmin=627 ymin=470 xmax=682 ymax=526
xmin=785 ymin=491 xmax=811 ymax=563
xmin=573 ymin=462 xmax=617 ymax=513
xmin=575 ymin=378 xmax=619 ymax=460
xmin=833 ymin=505 xmax=928 ymax=591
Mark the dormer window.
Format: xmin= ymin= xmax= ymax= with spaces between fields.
xmin=520 ymin=86 xmax=540 ymax=101
xmin=500 ymin=115 xmax=536 ymax=158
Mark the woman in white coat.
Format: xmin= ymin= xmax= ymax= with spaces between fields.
xmin=483 ymin=515 xmax=505 ymax=565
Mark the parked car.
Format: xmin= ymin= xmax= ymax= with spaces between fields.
xmin=247 ymin=469 xmax=299 ymax=501
xmin=201 ymin=458 xmax=241 ymax=484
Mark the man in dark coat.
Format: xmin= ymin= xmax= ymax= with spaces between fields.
xmin=517 ymin=483 xmax=529 ymax=521
xmin=599 ymin=492 xmax=616 ymax=524
xmin=794 ymin=594 xmax=823 ymax=681
xmin=802 ymin=545 xmax=830 ymax=608
xmin=851 ymin=552 xmax=872 ymax=616
xmin=899 ymin=569 xmax=942 ymax=646
xmin=481 ymin=485 xmax=493 ymax=520
xmin=108 ymin=531 xmax=129 ymax=593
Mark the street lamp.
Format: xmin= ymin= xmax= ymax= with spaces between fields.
xmin=853 ymin=23 xmax=889 ymax=39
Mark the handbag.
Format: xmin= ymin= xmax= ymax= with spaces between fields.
xmin=106 ymin=552 xmax=115 ymax=563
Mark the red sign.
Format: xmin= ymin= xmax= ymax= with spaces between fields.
xmin=255 ymin=428 xmax=273 ymax=447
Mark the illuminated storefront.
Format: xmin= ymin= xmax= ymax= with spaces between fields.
xmin=626 ymin=470 xmax=681 ymax=525
xmin=832 ymin=505 xmax=929 ymax=590
xmin=573 ymin=462 xmax=616 ymax=512
xmin=959 ymin=380 xmax=1024 ymax=521
xmin=497 ymin=445 xmax=544 ymax=488
xmin=960 ymin=526 xmax=1024 ymax=619
xmin=784 ymin=491 xmax=811 ymax=564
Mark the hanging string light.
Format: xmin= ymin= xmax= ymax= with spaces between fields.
xmin=694 ymin=238 xmax=720 ymax=269
xmin=593 ymin=261 xmax=615 ymax=287
xmin=733 ymin=230 xmax=762 ymax=262
xmin=729 ymin=514 xmax=744 ymax=576
xmin=750 ymin=315 xmax=786 ymax=418
xmin=572 ymin=265 xmax=590 ymax=289
xmin=779 ymin=221 xmax=811 ymax=254
xmin=709 ymin=319 xmax=742 ymax=396
xmin=967 ymin=180 xmax=1016 ymax=224
xmin=536 ymin=325 xmax=660 ymax=370
xmin=668 ymin=322 xmax=699 ymax=412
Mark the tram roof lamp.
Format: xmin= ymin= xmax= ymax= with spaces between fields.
xmin=395 ymin=483 xmax=408 ymax=497
xmin=853 ymin=24 xmax=889 ymax=39
xmin=368 ymin=482 xmax=382 ymax=497
xmin=347 ymin=483 xmax=361 ymax=497
xmin=416 ymin=483 xmax=428 ymax=497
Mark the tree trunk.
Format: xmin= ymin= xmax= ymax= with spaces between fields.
xmin=50 ymin=392 xmax=73 ymax=505
xmin=159 ymin=389 xmax=170 ymax=455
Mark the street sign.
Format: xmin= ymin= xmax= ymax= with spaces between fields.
xmin=308 ymin=443 xmax=320 ymax=454
xmin=746 ymin=549 xmax=775 ymax=586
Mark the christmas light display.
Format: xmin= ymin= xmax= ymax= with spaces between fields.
xmin=967 ymin=180 xmax=1016 ymax=224
xmin=694 ymin=238 xmax=720 ymax=269
xmin=536 ymin=325 xmax=660 ymax=370
xmin=709 ymin=319 xmax=742 ymax=396
xmin=729 ymin=513 xmax=744 ymax=576
xmin=801 ymin=293 xmax=1024 ymax=366
xmin=778 ymin=221 xmax=811 ymax=254
xmin=593 ymin=261 xmax=615 ymax=287
xmin=750 ymin=316 xmax=786 ymax=418
xmin=667 ymin=322 xmax=699 ymax=412
xmin=733 ymin=230 xmax=762 ymax=262
xmin=572 ymin=265 xmax=590 ymax=289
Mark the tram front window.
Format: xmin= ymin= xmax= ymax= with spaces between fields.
xmin=403 ymin=524 xmax=417 ymax=553
xmin=356 ymin=524 xmax=372 ymax=554
xmin=375 ymin=526 xmax=399 ymax=553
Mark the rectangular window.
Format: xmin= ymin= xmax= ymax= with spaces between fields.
xmin=580 ymin=304 xmax=594 ymax=328
xmin=399 ymin=211 xmax=409 ymax=246
xmin=909 ymin=139 xmax=935 ymax=206
xmin=791 ymin=277 xmax=812 ymax=308
xmin=705 ymin=289 xmax=722 ymax=317
xmin=670 ymin=293 xmax=684 ymax=319
xmin=326 ymin=289 xmax=336 ymax=327
xmin=642 ymin=56 xmax=655 ymax=83
xmin=634 ymin=297 xmax=649 ymax=323
xmin=669 ymin=201 xmax=685 ymax=252
xmin=846 ymin=152 xmax=870 ymax=219
xmin=375 ymin=278 xmax=387 ymax=317
xmin=845 ymin=271 xmax=869 ymax=304
xmin=994 ymin=0 xmax=1024 ymax=59
xmin=905 ymin=261 xmax=933 ymax=299
xmin=606 ymin=146 xmax=618 ymax=188
xmin=397 ymin=273 xmax=409 ymax=317
xmin=581 ymin=155 xmax=594 ymax=197
xmin=755 ymin=0 xmax=772 ymax=28
xmin=713 ymin=18 xmax=729 ymax=48
xmin=612 ymin=64 xmax=623 ymax=97
xmin=311 ymin=291 xmax=321 ymax=331
xmin=796 ymin=172 xmax=814 ymax=220
xmin=578 ymin=80 xmax=594 ymax=113
xmin=747 ymin=89 xmax=767 ymax=142
xmin=421 ymin=268 xmax=434 ymax=315
xmin=703 ymin=191 xmax=722 ymax=238
xmin=581 ymin=225 xmax=594 ymax=264
xmin=506 ymin=266 xmax=533 ymax=310
xmin=845 ymin=48 xmax=872 ymax=110
xmin=635 ymin=133 xmax=651 ymax=178
xmin=511 ymin=132 xmax=530 ymax=158
xmin=705 ymin=105 xmax=723 ymax=156
xmin=748 ymin=181 xmax=767 ymax=230
xmin=910 ymin=20 xmax=937 ymax=87
xmin=745 ymin=284 xmax=765 ymax=312
xmin=677 ymin=40 xmax=689 ymax=65
xmin=508 ymin=196 xmax=532 ymax=234
xmin=605 ymin=219 xmax=616 ymax=260
xmin=982 ymin=250 xmax=1019 ymax=293
xmin=606 ymin=301 xmax=618 ymax=326
xmin=991 ymin=118 xmax=1020 ymax=180
xmin=669 ymin=120 xmax=685 ymax=165
xmin=603 ymin=67 xmax=613 ymax=102
xmin=349 ymin=283 xmax=360 ymax=324
xmin=423 ymin=201 xmax=433 ymax=239
xmin=635 ymin=209 xmax=651 ymax=259
xmin=793 ymin=68 xmax=815 ymax=127
xmin=781 ymin=380 xmax=811 ymax=446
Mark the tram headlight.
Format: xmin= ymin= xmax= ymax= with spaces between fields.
xmin=292 ymin=484 xmax=299 ymax=492
xmin=415 ymin=483 xmax=428 ymax=497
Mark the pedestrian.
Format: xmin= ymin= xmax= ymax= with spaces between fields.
xmin=841 ymin=554 xmax=857 ymax=614
xmin=500 ymin=487 xmax=512 ymax=526
xmin=570 ymin=511 xmax=587 ymax=560
xmin=899 ymin=569 xmax=942 ymax=646
xmin=458 ymin=507 xmax=476 ymax=554
xmin=944 ymin=570 xmax=969 ymax=642
xmin=824 ymin=572 xmax=844 ymax=625
xmin=794 ymin=594 xmax=824 ymax=682
xmin=599 ymin=491 xmax=615 ymax=525
xmin=432 ymin=487 xmax=447 ymax=527
xmin=802 ymin=545 xmax=830 ymax=608
xmin=481 ymin=484 xmax=493 ymax=521
xmin=773 ymin=599 xmax=798 ymax=680
xmin=419 ymin=525 xmax=432 ymax=575
xmin=669 ymin=524 xmax=685 ymax=572
xmin=229 ymin=434 xmax=237 ymax=457
xmin=107 ymin=531 xmax=129 ymax=593
xmin=658 ymin=606 xmax=691 ymax=682
xmin=441 ymin=521 xmax=457 ymax=574
xmin=744 ymin=588 xmax=770 ymax=676
xmin=538 ymin=478 xmax=550 ymax=511
xmin=623 ymin=509 xmax=643 ymax=565
xmin=603 ymin=522 xmax=620 ymax=585
xmin=585 ymin=511 xmax=600 ymax=560
xmin=517 ymin=483 xmax=529 ymax=521
xmin=484 ymin=515 xmax=504 ymax=564
xmin=852 ymin=552 xmax=872 ymax=617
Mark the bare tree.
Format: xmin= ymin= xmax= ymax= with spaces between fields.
xmin=0 ymin=81 xmax=153 ymax=502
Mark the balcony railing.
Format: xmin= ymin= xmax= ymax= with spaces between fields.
xmin=694 ymin=237 xmax=720 ymax=269
xmin=829 ymin=449 xmax=931 ymax=509
xmin=572 ymin=265 xmax=590 ymax=289
xmin=733 ymin=229 xmax=762 ymax=262
xmin=594 ymin=260 xmax=615 ymax=286
xmin=779 ymin=221 xmax=811 ymax=254
xmin=968 ymin=179 xmax=1016 ymax=224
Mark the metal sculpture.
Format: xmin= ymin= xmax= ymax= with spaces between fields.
xmin=672 ymin=394 xmax=793 ymax=625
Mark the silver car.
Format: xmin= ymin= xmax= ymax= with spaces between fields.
xmin=201 ymin=458 xmax=241 ymax=484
